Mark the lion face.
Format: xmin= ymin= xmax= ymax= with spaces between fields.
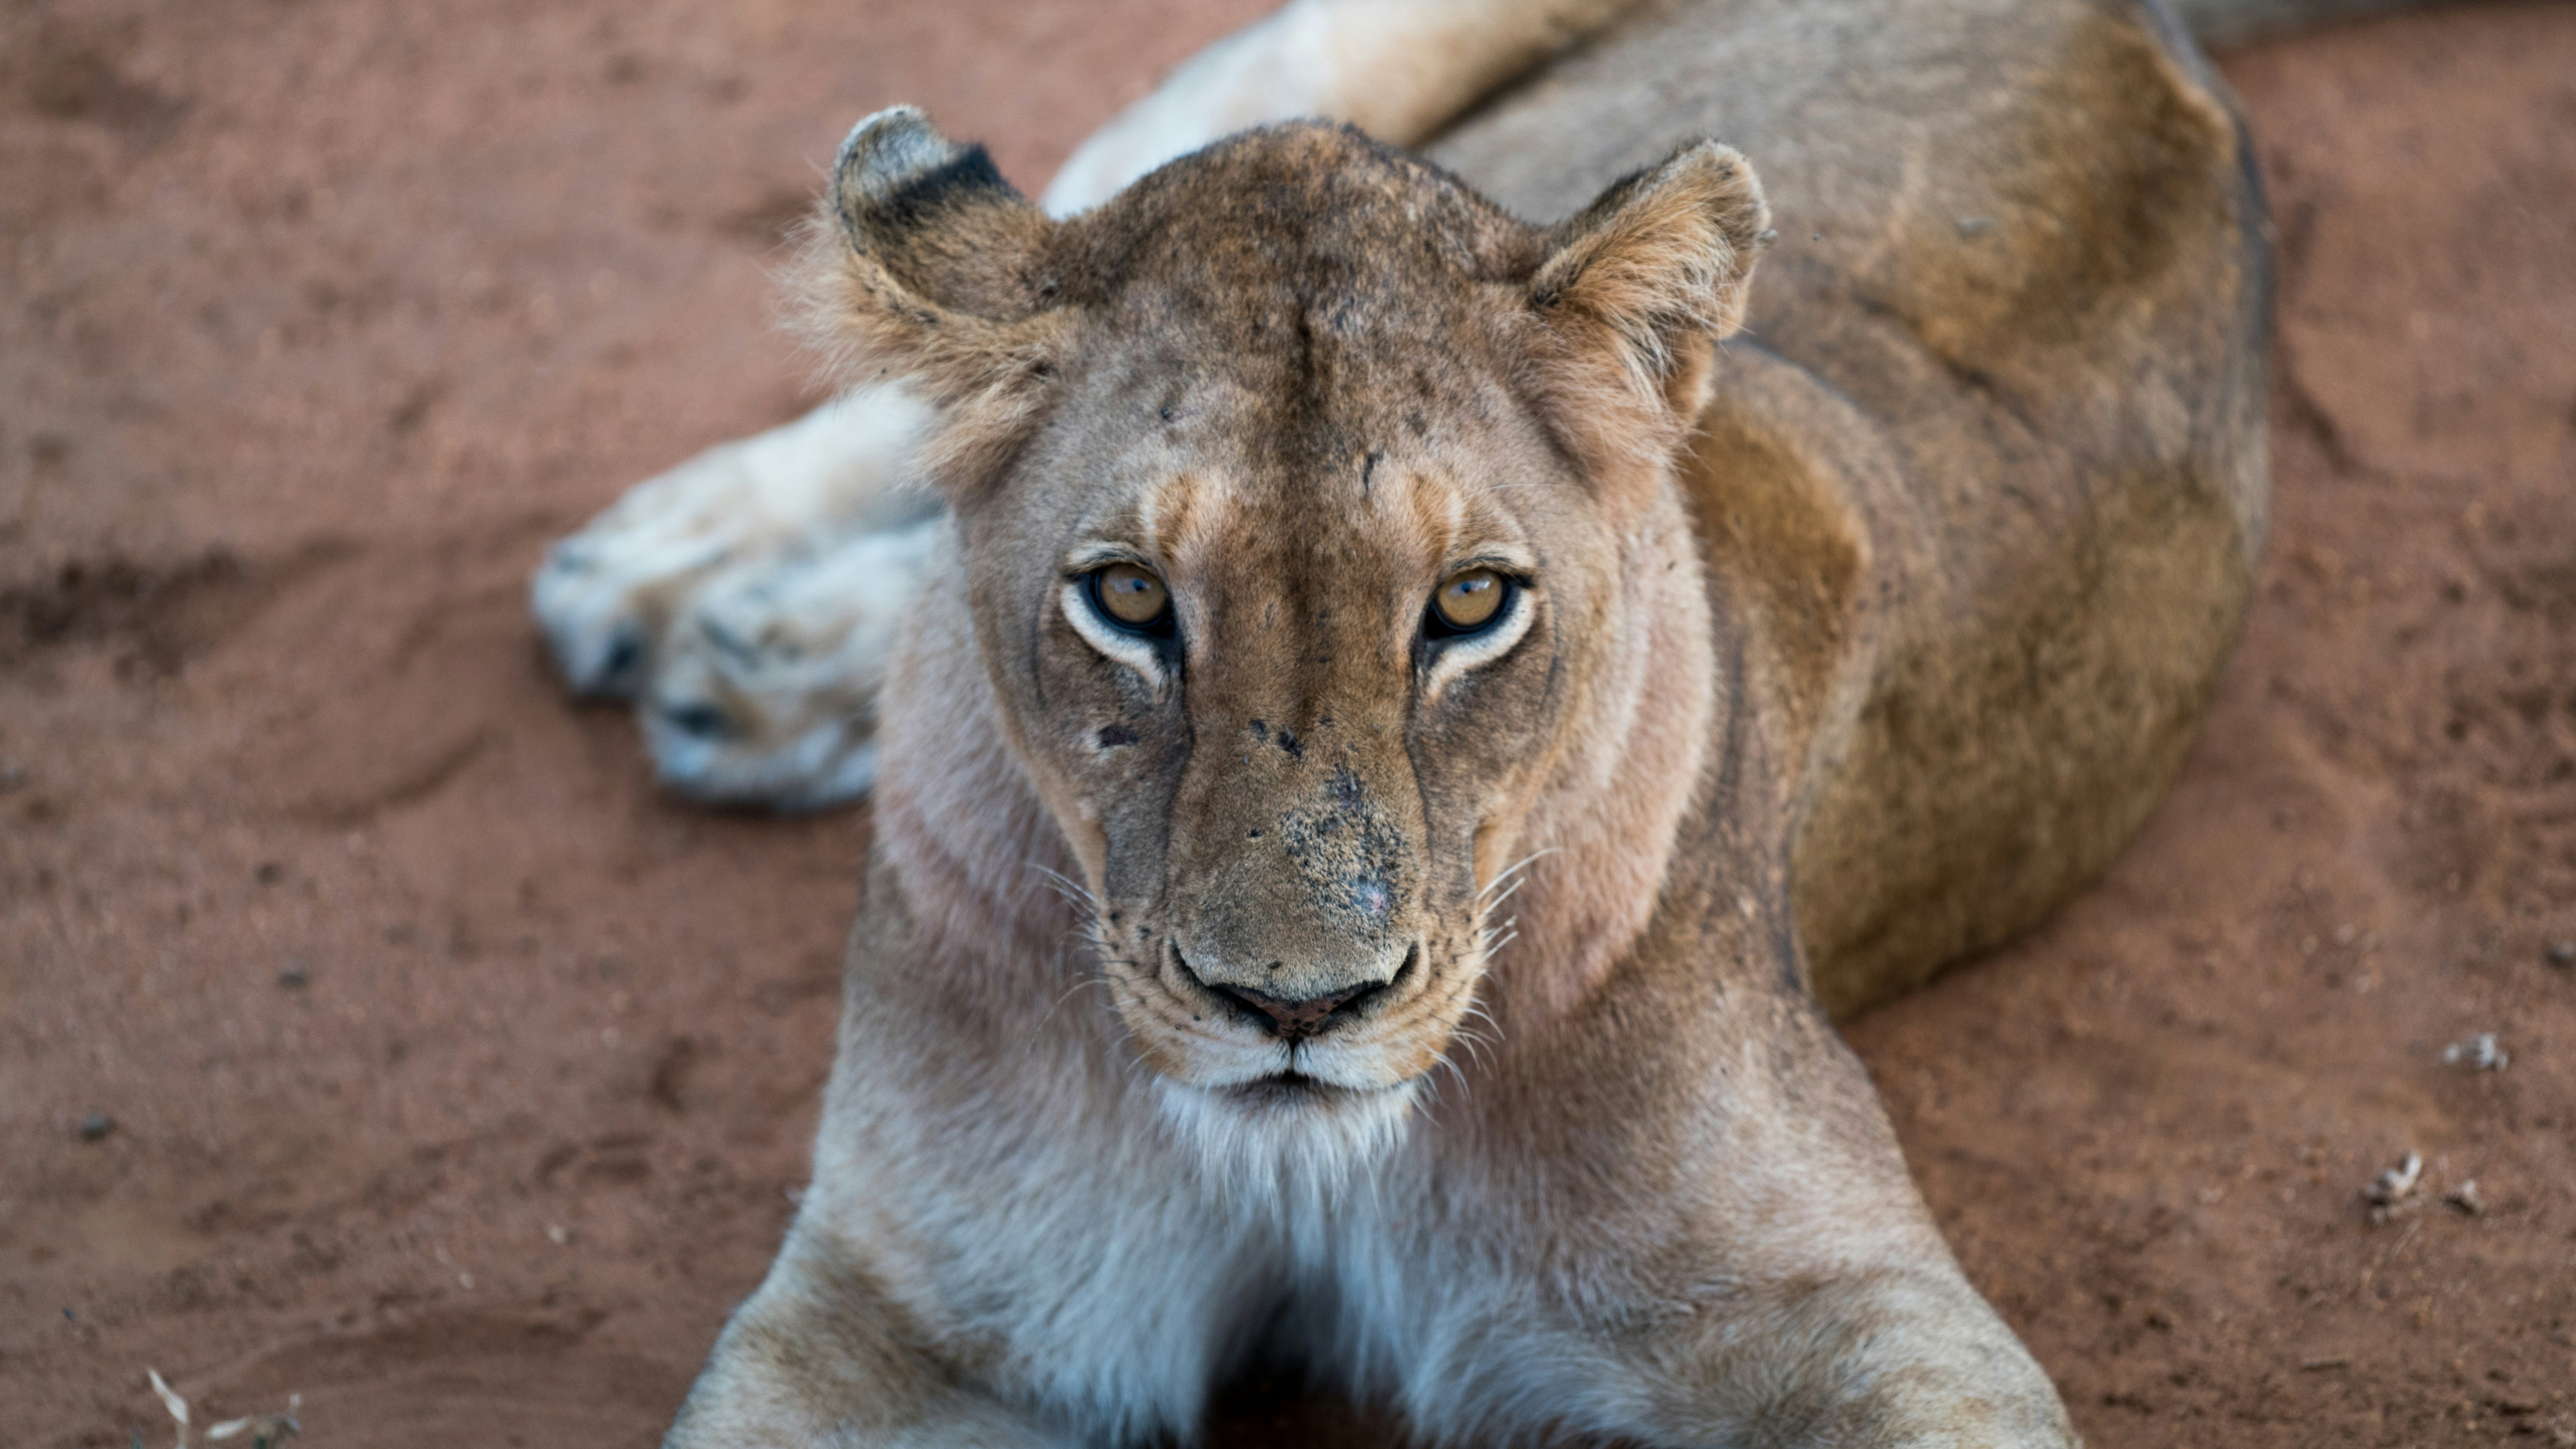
xmin=806 ymin=110 xmax=1765 ymax=1145
xmin=976 ymin=332 xmax=1618 ymax=1116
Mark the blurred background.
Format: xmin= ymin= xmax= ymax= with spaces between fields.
xmin=2 ymin=1 xmax=2571 ymax=1444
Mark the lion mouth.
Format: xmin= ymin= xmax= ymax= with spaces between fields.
xmin=1201 ymin=1062 xmax=1422 ymax=1119
xmin=1227 ymin=1070 xmax=1341 ymax=1106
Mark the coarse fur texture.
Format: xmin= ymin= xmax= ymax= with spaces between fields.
xmin=593 ymin=0 xmax=2281 ymax=1441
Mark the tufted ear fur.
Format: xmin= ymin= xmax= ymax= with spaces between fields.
xmin=798 ymin=107 xmax=1067 ymax=495
xmin=1527 ymin=141 xmax=1772 ymax=484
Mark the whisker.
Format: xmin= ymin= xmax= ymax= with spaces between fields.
xmin=1477 ymin=847 xmax=1559 ymax=904
xmin=1455 ymin=1001 xmax=1507 ymax=1052
xmin=1014 ymin=970 xmax=1119 ymax=1067
xmin=1029 ymin=862 xmax=1099 ymax=910
xmin=1478 ymin=875 xmax=1530 ymax=918
xmin=1448 ymin=1025 xmax=1495 ymax=1072
xmin=1433 ymin=1050 xmax=1472 ymax=1102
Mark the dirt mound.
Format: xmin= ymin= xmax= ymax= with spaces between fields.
xmin=3 ymin=2 xmax=2569 ymax=1444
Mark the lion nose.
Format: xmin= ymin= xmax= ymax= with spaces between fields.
xmin=1177 ymin=952 xmax=1396 ymax=1041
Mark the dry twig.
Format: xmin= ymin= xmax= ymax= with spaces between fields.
xmin=145 ymin=1370 xmax=301 ymax=1449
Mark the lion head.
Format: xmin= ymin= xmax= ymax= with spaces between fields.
xmin=809 ymin=108 xmax=1768 ymax=1173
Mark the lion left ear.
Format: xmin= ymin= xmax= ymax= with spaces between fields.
xmin=799 ymin=107 xmax=1066 ymax=495
xmin=1527 ymin=141 xmax=1772 ymax=476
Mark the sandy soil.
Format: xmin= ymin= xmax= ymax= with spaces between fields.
xmin=3 ymin=1 xmax=2572 ymax=1444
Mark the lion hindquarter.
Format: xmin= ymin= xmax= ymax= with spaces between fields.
xmin=1425 ymin=0 xmax=2272 ymax=1017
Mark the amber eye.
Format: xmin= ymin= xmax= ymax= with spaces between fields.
xmin=1088 ymin=562 xmax=1173 ymax=633
xmin=1429 ymin=568 xmax=1509 ymax=635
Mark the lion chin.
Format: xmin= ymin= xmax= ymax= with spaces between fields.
xmin=1153 ymin=1070 xmax=1424 ymax=1213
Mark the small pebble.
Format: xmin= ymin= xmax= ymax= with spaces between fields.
xmin=2443 ymin=1032 xmax=2509 ymax=1072
xmin=2547 ymin=940 xmax=2574 ymax=968
xmin=2445 ymin=1179 xmax=2484 ymax=1215
xmin=78 ymin=1112 xmax=114 ymax=1142
xmin=278 ymin=962 xmax=311 ymax=989
xmin=2364 ymin=1151 xmax=2422 ymax=1225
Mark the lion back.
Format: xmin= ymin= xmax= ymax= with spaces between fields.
xmin=1428 ymin=0 xmax=2270 ymax=1015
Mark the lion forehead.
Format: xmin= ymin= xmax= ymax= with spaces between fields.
xmin=1046 ymin=122 xmax=1543 ymax=307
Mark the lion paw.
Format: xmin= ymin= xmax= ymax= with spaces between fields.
xmin=533 ymin=480 xmax=734 ymax=700
xmin=531 ymin=386 xmax=936 ymax=700
xmin=639 ymin=517 xmax=942 ymax=810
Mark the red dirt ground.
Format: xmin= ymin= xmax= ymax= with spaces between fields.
xmin=4 ymin=2 xmax=2572 ymax=1444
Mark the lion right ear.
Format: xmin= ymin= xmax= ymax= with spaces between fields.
xmin=800 ymin=108 xmax=1066 ymax=481
xmin=1525 ymin=141 xmax=1771 ymax=485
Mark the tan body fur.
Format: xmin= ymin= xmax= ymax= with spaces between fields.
xmin=1425 ymin=0 xmax=2267 ymax=1016
xmin=600 ymin=0 xmax=2272 ymax=1442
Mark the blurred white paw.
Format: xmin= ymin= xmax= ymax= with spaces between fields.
xmin=642 ymin=517 xmax=942 ymax=811
xmin=532 ymin=385 xmax=936 ymax=699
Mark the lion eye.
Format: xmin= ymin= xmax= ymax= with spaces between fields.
xmin=1429 ymin=568 xmax=1507 ymax=634
xmin=1088 ymin=562 xmax=1173 ymax=632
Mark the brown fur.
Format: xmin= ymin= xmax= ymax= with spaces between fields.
xmin=667 ymin=0 xmax=2266 ymax=1441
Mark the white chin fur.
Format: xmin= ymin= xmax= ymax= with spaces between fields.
xmin=1155 ymin=1075 xmax=1420 ymax=1218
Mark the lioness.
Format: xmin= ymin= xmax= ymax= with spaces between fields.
xmin=529 ymin=0 xmax=2354 ymax=1439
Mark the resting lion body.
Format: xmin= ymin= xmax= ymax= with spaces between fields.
xmin=1431 ymin=0 xmax=2268 ymax=1017
xmin=593 ymin=0 xmax=2283 ymax=1442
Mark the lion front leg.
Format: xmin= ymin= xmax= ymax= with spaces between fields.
xmin=1618 ymin=1126 xmax=2078 ymax=1446
xmin=1419 ymin=1016 xmax=2079 ymax=1446
xmin=1431 ymin=1254 xmax=2075 ymax=1449
xmin=668 ymin=1240 xmax=1072 ymax=1449
xmin=1634 ymin=1261 xmax=2080 ymax=1448
xmin=1560 ymin=1142 xmax=2078 ymax=1448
